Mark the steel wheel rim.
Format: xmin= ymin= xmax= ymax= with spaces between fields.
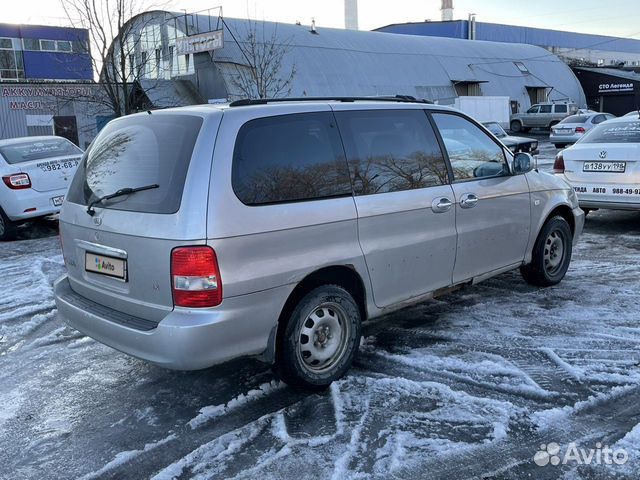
xmin=297 ymin=302 xmax=351 ymax=373
xmin=544 ymin=230 xmax=565 ymax=274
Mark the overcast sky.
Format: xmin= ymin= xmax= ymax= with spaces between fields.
xmin=4 ymin=0 xmax=640 ymax=39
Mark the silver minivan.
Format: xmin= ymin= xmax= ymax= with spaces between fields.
xmin=54 ymin=98 xmax=584 ymax=389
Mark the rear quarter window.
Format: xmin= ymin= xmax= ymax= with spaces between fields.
xmin=232 ymin=112 xmax=352 ymax=205
xmin=67 ymin=114 xmax=203 ymax=214
xmin=0 ymin=138 xmax=82 ymax=164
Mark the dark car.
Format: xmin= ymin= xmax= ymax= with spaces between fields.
xmin=483 ymin=122 xmax=539 ymax=154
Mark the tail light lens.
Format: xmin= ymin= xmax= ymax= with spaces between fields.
xmin=575 ymin=127 xmax=586 ymax=133
xmin=2 ymin=173 xmax=31 ymax=190
xmin=171 ymin=246 xmax=222 ymax=307
xmin=553 ymin=152 xmax=565 ymax=174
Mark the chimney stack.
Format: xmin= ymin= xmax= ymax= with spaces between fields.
xmin=345 ymin=0 xmax=358 ymax=30
xmin=441 ymin=0 xmax=453 ymax=21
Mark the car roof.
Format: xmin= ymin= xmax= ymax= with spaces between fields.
xmin=0 ymin=135 xmax=71 ymax=147
xmin=122 ymin=99 xmax=461 ymax=120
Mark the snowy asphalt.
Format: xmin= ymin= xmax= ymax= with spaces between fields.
xmin=2 ymin=139 xmax=640 ymax=480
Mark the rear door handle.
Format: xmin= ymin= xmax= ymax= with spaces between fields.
xmin=459 ymin=193 xmax=479 ymax=209
xmin=431 ymin=197 xmax=453 ymax=213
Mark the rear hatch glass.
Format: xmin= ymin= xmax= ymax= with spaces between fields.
xmin=580 ymin=121 xmax=640 ymax=144
xmin=0 ymin=137 xmax=81 ymax=164
xmin=67 ymin=114 xmax=203 ymax=214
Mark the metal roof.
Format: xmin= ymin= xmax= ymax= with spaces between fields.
xmin=203 ymin=16 xmax=585 ymax=107
xmin=125 ymin=13 xmax=587 ymax=109
xmin=574 ymin=67 xmax=640 ymax=82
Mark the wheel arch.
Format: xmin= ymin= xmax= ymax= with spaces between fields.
xmin=261 ymin=265 xmax=368 ymax=364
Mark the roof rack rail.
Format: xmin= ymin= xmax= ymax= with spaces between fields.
xmin=228 ymin=95 xmax=433 ymax=107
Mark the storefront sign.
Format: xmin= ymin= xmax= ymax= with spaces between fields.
xmin=598 ymin=82 xmax=635 ymax=93
xmin=3 ymin=86 xmax=93 ymax=97
xmin=175 ymin=29 xmax=223 ymax=55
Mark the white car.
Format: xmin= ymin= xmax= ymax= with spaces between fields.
xmin=549 ymin=113 xmax=615 ymax=148
xmin=0 ymin=136 xmax=82 ymax=240
xmin=554 ymin=116 xmax=640 ymax=214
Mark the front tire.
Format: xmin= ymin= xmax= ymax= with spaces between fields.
xmin=510 ymin=120 xmax=522 ymax=133
xmin=275 ymin=285 xmax=361 ymax=390
xmin=521 ymin=216 xmax=573 ymax=287
xmin=0 ymin=208 xmax=17 ymax=241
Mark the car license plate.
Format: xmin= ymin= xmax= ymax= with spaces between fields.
xmin=52 ymin=195 xmax=64 ymax=206
xmin=85 ymin=252 xmax=127 ymax=280
xmin=556 ymin=128 xmax=572 ymax=134
xmin=583 ymin=161 xmax=626 ymax=173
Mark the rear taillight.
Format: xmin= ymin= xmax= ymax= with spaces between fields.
xmin=553 ymin=152 xmax=565 ymax=174
xmin=171 ymin=246 xmax=222 ymax=307
xmin=575 ymin=127 xmax=586 ymax=133
xmin=2 ymin=173 xmax=31 ymax=190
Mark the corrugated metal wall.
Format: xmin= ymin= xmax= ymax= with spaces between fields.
xmin=0 ymin=83 xmax=110 ymax=148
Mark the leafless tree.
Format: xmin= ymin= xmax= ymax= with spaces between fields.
xmin=230 ymin=20 xmax=297 ymax=100
xmin=59 ymin=0 xmax=170 ymax=117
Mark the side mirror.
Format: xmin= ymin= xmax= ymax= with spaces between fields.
xmin=513 ymin=152 xmax=534 ymax=174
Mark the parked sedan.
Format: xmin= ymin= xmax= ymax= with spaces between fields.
xmin=553 ymin=116 xmax=640 ymax=214
xmin=482 ymin=122 xmax=539 ymax=154
xmin=550 ymin=113 xmax=615 ymax=148
xmin=0 ymin=136 xmax=82 ymax=240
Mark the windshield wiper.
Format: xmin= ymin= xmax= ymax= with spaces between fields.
xmin=86 ymin=184 xmax=159 ymax=216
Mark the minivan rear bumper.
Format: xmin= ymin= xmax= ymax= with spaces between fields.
xmin=54 ymin=275 xmax=291 ymax=370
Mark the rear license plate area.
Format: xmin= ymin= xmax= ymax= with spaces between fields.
xmin=52 ymin=195 xmax=64 ymax=206
xmin=85 ymin=252 xmax=127 ymax=280
xmin=583 ymin=162 xmax=626 ymax=173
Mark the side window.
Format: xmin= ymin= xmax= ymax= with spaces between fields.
xmin=432 ymin=113 xmax=509 ymax=181
xmin=540 ymin=105 xmax=552 ymax=113
xmin=592 ymin=114 xmax=606 ymax=124
xmin=555 ymin=104 xmax=567 ymax=113
xmin=232 ymin=112 xmax=351 ymax=205
xmin=335 ymin=109 xmax=449 ymax=195
xmin=527 ymin=106 xmax=540 ymax=114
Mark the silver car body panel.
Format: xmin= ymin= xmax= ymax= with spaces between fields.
xmin=55 ymin=101 xmax=583 ymax=371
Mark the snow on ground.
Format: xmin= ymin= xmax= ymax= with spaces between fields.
xmin=2 ymin=143 xmax=640 ymax=479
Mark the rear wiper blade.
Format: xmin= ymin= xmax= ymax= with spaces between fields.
xmin=86 ymin=184 xmax=159 ymax=216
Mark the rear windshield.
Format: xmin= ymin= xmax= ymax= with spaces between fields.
xmin=483 ymin=123 xmax=506 ymax=137
xmin=0 ymin=138 xmax=82 ymax=164
xmin=67 ymin=114 xmax=203 ymax=214
xmin=561 ymin=115 xmax=588 ymax=124
xmin=580 ymin=121 xmax=640 ymax=144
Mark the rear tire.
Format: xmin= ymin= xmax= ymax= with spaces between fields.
xmin=0 ymin=207 xmax=16 ymax=241
xmin=274 ymin=285 xmax=361 ymax=390
xmin=510 ymin=120 xmax=522 ymax=133
xmin=521 ymin=216 xmax=573 ymax=287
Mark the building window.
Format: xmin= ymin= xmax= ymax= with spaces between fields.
xmin=129 ymin=54 xmax=135 ymax=78
xmin=141 ymin=51 xmax=148 ymax=76
xmin=72 ymin=40 xmax=87 ymax=53
xmin=40 ymin=39 xmax=57 ymax=51
xmin=0 ymin=49 xmax=24 ymax=82
xmin=168 ymin=45 xmax=174 ymax=75
xmin=57 ymin=40 xmax=72 ymax=52
xmin=0 ymin=38 xmax=13 ymax=50
xmin=22 ymin=38 xmax=40 ymax=51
